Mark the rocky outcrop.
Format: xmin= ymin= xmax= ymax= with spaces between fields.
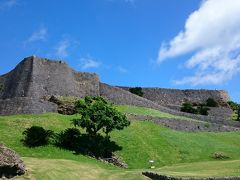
xmin=0 ymin=144 xmax=25 ymax=178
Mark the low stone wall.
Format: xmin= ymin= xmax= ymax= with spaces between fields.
xmin=142 ymin=172 xmax=240 ymax=180
xmin=128 ymin=114 xmax=240 ymax=132
xmin=0 ymin=97 xmax=57 ymax=115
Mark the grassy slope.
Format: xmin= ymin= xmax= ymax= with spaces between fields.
xmin=115 ymin=105 xmax=196 ymax=121
xmin=0 ymin=107 xmax=239 ymax=178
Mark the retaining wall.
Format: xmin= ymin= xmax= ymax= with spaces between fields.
xmin=119 ymin=87 xmax=230 ymax=107
xmin=0 ymin=56 xmax=100 ymax=115
xmin=0 ymin=97 xmax=57 ymax=115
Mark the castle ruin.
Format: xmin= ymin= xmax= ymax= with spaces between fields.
xmin=0 ymin=56 xmax=231 ymax=117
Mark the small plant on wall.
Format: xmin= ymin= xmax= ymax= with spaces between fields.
xmin=0 ymin=82 xmax=4 ymax=92
xmin=206 ymin=98 xmax=218 ymax=107
xmin=129 ymin=87 xmax=144 ymax=97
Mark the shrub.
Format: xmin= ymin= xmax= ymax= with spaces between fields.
xmin=22 ymin=126 xmax=54 ymax=147
xmin=181 ymin=102 xmax=198 ymax=114
xmin=197 ymin=105 xmax=210 ymax=115
xmin=181 ymin=102 xmax=210 ymax=115
xmin=56 ymin=128 xmax=81 ymax=151
xmin=129 ymin=87 xmax=144 ymax=97
xmin=228 ymin=101 xmax=239 ymax=111
xmin=212 ymin=152 xmax=230 ymax=159
xmin=206 ymin=98 xmax=218 ymax=107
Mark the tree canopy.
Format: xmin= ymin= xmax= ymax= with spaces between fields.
xmin=73 ymin=96 xmax=130 ymax=137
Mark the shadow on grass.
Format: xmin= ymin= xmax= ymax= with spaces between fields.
xmin=55 ymin=128 xmax=122 ymax=158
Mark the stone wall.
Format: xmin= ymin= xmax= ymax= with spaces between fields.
xmin=101 ymin=83 xmax=240 ymax=128
xmin=119 ymin=87 xmax=230 ymax=107
xmin=128 ymin=114 xmax=240 ymax=132
xmin=29 ymin=57 xmax=100 ymax=98
xmin=0 ymin=56 xmax=100 ymax=100
xmin=0 ymin=56 xmax=100 ymax=115
xmin=0 ymin=57 xmax=33 ymax=99
xmin=100 ymin=83 xmax=169 ymax=110
xmin=0 ymin=97 xmax=57 ymax=115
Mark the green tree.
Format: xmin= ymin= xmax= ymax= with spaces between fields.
xmin=129 ymin=87 xmax=144 ymax=97
xmin=73 ymin=96 xmax=130 ymax=137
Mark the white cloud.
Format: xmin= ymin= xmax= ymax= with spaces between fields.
xmin=54 ymin=39 xmax=70 ymax=59
xmin=118 ymin=66 xmax=127 ymax=73
xmin=27 ymin=27 xmax=47 ymax=43
xmin=0 ymin=0 xmax=18 ymax=10
xmin=79 ymin=56 xmax=101 ymax=70
xmin=157 ymin=0 xmax=240 ymax=85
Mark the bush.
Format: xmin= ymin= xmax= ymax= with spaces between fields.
xmin=181 ymin=102 xmax=210 ymax=115
xmin=22 ymin=126 xmax=54 ymax=147
xmin=181 ymin=102 xmax=198 ymax=114
xmin=129 ymin=87 xmax=144 ymax=97
xmin=206 ymin=98 xmax=218 ymax=107
xmin=56 ymin=128 xmax=81 ymax=151
xmin=228 ymin=101 xmax=239 ymax=111
xmin=197 ymin=105 xmax=210 ymax=115
xmin=212 ymin=152 xmax=230 ymax=159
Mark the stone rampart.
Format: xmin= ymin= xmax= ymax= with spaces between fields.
xmin=101 ymin=83 xmax=240 ymax=128
xmin=0 ymin=97 xmax=57 ymax=115
xmin=0 ymin=56 xmax=100 ymax=115
xmin=119 ymin=87 xmax=230 ymax=107
xmin=0 ymin=56 xmax=100 ymax=100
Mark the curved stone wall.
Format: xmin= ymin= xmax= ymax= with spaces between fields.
xmin=100 ymin=83 xmax=240 ymax=128
xmin=119 ymin=87 xmax=230 ymax=107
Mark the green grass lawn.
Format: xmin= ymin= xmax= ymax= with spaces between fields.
xmin=115 ymin=105 xmax=196 ymax=121
xmin=0 ymin=112 xmax=240 ymax=179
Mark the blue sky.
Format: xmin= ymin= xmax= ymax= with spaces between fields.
xmin=0 ymin=0 xmax=240 ymax=102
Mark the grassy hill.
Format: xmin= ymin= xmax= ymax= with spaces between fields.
xmin=0 ymin=106 xmax=240 ymax=179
